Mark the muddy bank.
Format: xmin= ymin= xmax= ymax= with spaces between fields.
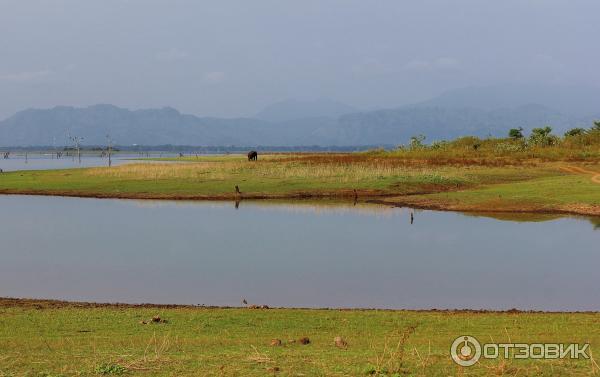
xmin=1 ymin=188 xmax=600 ymax=217
xmin=371 ymin=197 xmax=600 ymax=217
xmin=0 ymin=188 xmax=388 ymax=201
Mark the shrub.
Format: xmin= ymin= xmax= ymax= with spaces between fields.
xmin=509 ymin=127 xmax=524 ymax=139
xmin=565 ymin=128 xmax=586 ymax=137
xmin=529 ymin=126 xmax=557 ymax=146
xmin=95 ymin=364 xmax=127 ymax=375
xmin=409 ymin=134 xmax=426 ymax=149
xmin=494 ymin=141 xmax=526 ymax=153
xmin=430 ymin=140 xmax=449 ymax=150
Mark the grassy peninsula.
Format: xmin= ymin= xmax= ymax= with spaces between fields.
xmin=1 ymin=127 xmax=600 ymax=215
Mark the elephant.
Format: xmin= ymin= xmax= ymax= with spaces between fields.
xmin=247 ymin=151 xmax=258 ymax=161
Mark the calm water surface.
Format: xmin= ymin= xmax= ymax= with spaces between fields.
xmin=0 ymin=195 xmax=598 ymax=310
xmin=0 ymin=155 xmax=139 ymax=172
xmin=0 ymin=153 xmax=176 ymax=171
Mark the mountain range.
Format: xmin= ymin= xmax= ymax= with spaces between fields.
xmin=0 ymin=84 xmax=598 ymax=147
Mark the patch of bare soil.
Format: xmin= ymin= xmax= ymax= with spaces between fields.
xmin=561 ymin=165 xmax=600 ymax=184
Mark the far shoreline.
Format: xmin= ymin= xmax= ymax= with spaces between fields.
xmin=3 ymin=297 xmax=598 ymax=314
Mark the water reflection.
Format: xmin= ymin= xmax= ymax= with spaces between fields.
xmin=0 ymin=195 xmax=598 ymax=310
xmin=464 ymin=211 xmax=600 ymax=230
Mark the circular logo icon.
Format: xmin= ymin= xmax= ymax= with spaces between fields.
xmin=451 ymin=335 xmax=481 ymax=366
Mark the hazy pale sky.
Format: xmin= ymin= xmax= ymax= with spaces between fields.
xmin=0 ymin=0 xmax=599 ymax=119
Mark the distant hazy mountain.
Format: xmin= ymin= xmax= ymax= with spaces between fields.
xmin=255 ymin=99 xmax=357 ymax=122
xmin=418 ymin=84 xmax=600 ymax=116
xmin=1 ymin=88 xmax=598 ymax=147
xmin=0 ymin=104 xmax=276 ymax=147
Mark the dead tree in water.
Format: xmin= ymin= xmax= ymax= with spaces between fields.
xmin=68 ymin=134 xmax=84 ymax=164
xmin=106 ymin=134 xmax=114 ymax=167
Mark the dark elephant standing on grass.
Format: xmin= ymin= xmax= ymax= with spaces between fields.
xmin=247 ymin=151 xmax=258 ymax=161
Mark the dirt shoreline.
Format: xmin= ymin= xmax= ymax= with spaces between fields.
xmin=2 ymin=297 xmax=597 ymax=314
xmin=1 ymin=189 xmax=599 ymax=217
xmin=369 ymin=198 xmax=600 ymax=217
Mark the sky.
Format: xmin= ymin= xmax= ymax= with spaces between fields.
xmin=0 ymin=0 xmax=599 ymax=120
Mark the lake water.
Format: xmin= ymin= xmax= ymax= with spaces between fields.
xmin=1 ymin=195 xmax=598 ymax=310
xmin=0 ymin=153 xmax=174 ymax=171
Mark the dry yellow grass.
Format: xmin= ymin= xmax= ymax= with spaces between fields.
xmin=85 ymin=159 xmax=452 ymax=184
xmin=4 ymin=153 xmax=590 ymax=214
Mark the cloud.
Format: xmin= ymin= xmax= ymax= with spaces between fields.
xmin=155 ymin=48 xmax=189 ymax=62
xmin=435 ymin=57 xmax=460 ymax=68
xmin=203 ymin=71 xmax=225 ymax=83
xmin=350 ymin=58 xmax=390 ymax=75
xmin=403 ymin=59 xmax=431 ymax=71
xmin=530 ymin=54 xmax=564 ymax=73
xmin=0 ymin=70 xmax=52 ymax=82
xmin=403 ymin=57 xmax=460 ymax=71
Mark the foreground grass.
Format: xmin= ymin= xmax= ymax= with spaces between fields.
xmin=0 ymin=153 xmax=598 ymax=214
xmin=1 ymin=299 xmax=599 ymax=376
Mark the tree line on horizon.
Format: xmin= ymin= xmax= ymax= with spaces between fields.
xmin=382 ymin=120 xmax=600 ymax=160
xmin=403 ymin=120 xmax=600 ymax=149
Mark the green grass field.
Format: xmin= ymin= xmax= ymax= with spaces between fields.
xmin=0 ymin=153 xmax=598 ymax=215
xmin=1 ymin=299 xmax=599 ymax=376
xmin=390 ymin=173 xmax=600 ymax=215
xmin=0 ymin=154 xmax=484 ymax=197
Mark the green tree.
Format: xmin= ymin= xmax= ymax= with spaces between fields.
xmin=529 ymin=126 xmax=556 ymax=146
xmin=508 ymin=127 xmax=524 ymax=139
xmin=592 ymin=121 xmax=600 ymax=132
xmin=409 ymin=134 xmax=426 ymax=149
xmin=531 ymin=126 xmax=552 ymax=137
xmin=564 ymin=128 xmax=586 ymax=137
